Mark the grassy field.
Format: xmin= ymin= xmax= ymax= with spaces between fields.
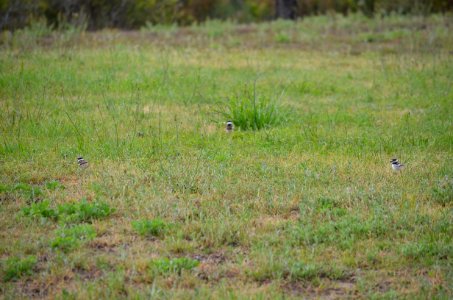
xmin=1 ymin=14 xmax=452 ymax=299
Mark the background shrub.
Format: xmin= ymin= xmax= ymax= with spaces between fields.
xmin=1 ymin=0 xmax=451 ymax=30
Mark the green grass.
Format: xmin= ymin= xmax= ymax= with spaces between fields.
xmin=51 ymin=224 xmax=97 ymax=252
xmin=0 ymin=13 xmax=452 ymax=299
xmin=57 ymin=199 xmax=114 ymax=224
xmin=221 ymin=91 xmax=288 ymax=131
xmin=132 ymin=219 xmax=168 ymax=237
xmin=2 ymin=256 xmax=37 ymax=282
xmin=21 ymin=199 xmax=114 ymax=223
xmin=149 ymin=257 xmax=200 ymax=275
xmin=21 ymin=199 xmax=58 ymax=220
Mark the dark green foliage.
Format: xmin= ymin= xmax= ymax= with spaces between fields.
xmin=2 ymin=256 xmax=37 ymax=282
xmin=0 ymin=184 xmax=8 ymax=193
xmin=51 ymin=224 xmax=96 ymax=252
xmin=2 ymin=0 xmax=451 ymax=30
xmin=132 ymin=219 xmax=167 ymax=237
xmin=21 ymin=200 xmax=58 ymax=220
xmin=45 ymin=180 xmax=64 ymax=191
xmin=21 ymin=199 xmax=114 ymax=223
xmin=149 ymin=257 xmax=199 ymax=275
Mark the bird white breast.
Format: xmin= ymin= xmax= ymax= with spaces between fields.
xmin=392 ymin=164 xmax=403 ymax=171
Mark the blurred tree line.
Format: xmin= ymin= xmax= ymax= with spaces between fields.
xmin=1 ymin=0 xmax=452 ymax=30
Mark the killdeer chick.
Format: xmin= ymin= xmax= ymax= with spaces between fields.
xmin=77 ymin=156 xmax=88 ymax=168
xmin=226 ymin=121 xmax=234 ymax=133
xmin=390 ymin=158 xmax=404 ymax=171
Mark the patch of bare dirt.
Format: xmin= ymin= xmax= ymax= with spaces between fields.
xmin=191 ymin=251 xmax=236 ymax=282
xmin=192 ymin=251 xmax=227 ymax=264
xmin=375 ymin=280 xmax=392 ymax=293
xmin=19 ymin=279 xmax=51 ymax=298
xmin=89 ymin=238 xmax=119 ymax=253
xmin=72 ymin=266 xmax=103 ymax=281
xmin=283 ymin=276 xmax=358 ymax=299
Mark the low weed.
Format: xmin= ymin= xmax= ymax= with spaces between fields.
xmin=21 ymin=199 xmax=114 ymax=223
xmin=2 ymin=256 xmax=37 ymax=282
xmin=1 ymin=181 xmax=63 ymax=203
xmin=21 ymin=199 xmax=58 ymax=220
xmin=132 ymin=219 xmax=167 ymax=237
xmin=51 ymin=224 xmax=96 ymax=252
xmin=149 ymin=257 xmax=199 ymax=275
xmin=13 ymin=183 xmax=43 ymax=201
xmin=45 ymin=180 xmax=65 ymax=191
xmin=57 ymin=199 xmax=114 ymax=224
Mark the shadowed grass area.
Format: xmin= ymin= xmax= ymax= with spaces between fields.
xmin=0 ymin=14 xmax=452 ymax=299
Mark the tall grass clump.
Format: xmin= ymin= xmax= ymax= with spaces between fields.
xmin=221 ymin=91 xmax=288 ymax=131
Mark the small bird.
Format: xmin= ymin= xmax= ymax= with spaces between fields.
xmin=226 ymin=121 xmax=234 ymax=133
xmin=77 ymin=156 xmax=88 ymax=168
xmin=390 ymin=158 xmax=404 ymax=171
